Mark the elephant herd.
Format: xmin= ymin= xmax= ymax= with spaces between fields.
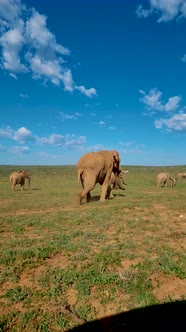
xmin=9 ymin=150 xmax=185 ymax=205
xmin=156 ymin=172 xmax=186 ymax=188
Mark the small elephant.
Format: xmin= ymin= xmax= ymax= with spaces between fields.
xmin=170 ymin=177 xmax=177 ymax=187
xmin=111 ymin=169 xmax=128 ymax=190
xmin=177 ymin=173 xmax=186 ymax=179
xmin=156 ymin=172 xmax=175 ymax=188
xmin=107 ymin=169 xmax=127 ymax=199
xmin=76 ymin=150 xmax=121 ymax=204
xmin=10 ymin=170 xmax=31 ymax=191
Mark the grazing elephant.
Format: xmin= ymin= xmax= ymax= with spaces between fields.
xmin=10 ymin=170 xmax=31 ymax=191
xmin=156 ymin=172 xmax=175 ymax=188
xmin=76 ymin=150 xmax=121 ymax=204
xmin=177 ymin=173 xmax=186 ymax=179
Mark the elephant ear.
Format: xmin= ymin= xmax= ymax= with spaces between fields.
xmin=22 ymin=170 xmax=30 ymax=177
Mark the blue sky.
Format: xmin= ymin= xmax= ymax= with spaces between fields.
xmin=0 ymin=0 xmax=186 ymax=166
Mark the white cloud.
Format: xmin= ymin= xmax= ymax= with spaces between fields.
xmin=62 ymin=69 xmax=74 ymax=91
xmin=164 ymin=96 xmax=181 ymax=111
xmin=39 ymin=133 xmax=86 ymax=147
xmin=136 ymin=0 xmax=186 ymax=22
xmin=0 ymin=126 xmax=14 ymax=139
xmin=0 ymin=126 xmax=86 ymax=154
xmin=0 ymin=0 xmax=96 ymax=97
xmin=10 ymin=145 xmax=30 ymax=154
xmin=119 ymin=141 xmax=144 ymax=154
xmin=9 ymin=72 xmax=17 ymax=79
xmin=180 ymin=54 xmax=186 ymax=62
xmin=139 ymin=88 xmax=186 ymax=132
xmin=136 ymin=4 xmax=153 ymax=19
xmin=27 ymin=53 xmax=63 ymax=86
xmin=25 ymin=10 xmax=70 ymax=55
xmin=39 ymin=133 xmax=65 ymax=145
xmin=0 ymin=126 xmax=86 ymax=149
xmin=19 ymin=92 xmax=29 ymax=98
xmin=75 ymin=85 xmax=97 ymax=98
xmin=99 ymin=121 xmax=106 ymax=127
xmin=64 ymin=134 xmax=86 ymax=148
xmin=0 ymin=0 xmax=21 ymax=24
xmin=13 ymin=127 xmax=34 ymax=143
xmin=154 ymin=113 xmax=186 ymax=131
xmin=0 ymin=19 xmax=27 ymax=72
xmin=59 ymin=112 xmax=80 ymax=121
xmin=108 ymin=126 xmax=117 ymax=130
xmin=139 ymin=88 xmax=181 ymax=112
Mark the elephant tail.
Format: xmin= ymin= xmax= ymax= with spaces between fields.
xmin=77 ymin=169 xmax=83 ymax=183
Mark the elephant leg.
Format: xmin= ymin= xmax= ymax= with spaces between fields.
xmin=100 ymin=182 xmax=110 ymax=202
xmin=77 ymin=188 xmax=93 ymax=204
xmin=21 ymin=178 xmax=25 ymax=190
xmin=87 ymin=192 xmax=91 ymax=203
xmin=106 ymin=185 xmax=114 ymax=199
xmin=77 ymin=178 xmax=95 ymax=205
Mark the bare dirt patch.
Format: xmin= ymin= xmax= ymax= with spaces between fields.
xmin=151 ymin=272 xmax=186 ymax=300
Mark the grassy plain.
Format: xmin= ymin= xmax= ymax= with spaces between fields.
xmin=0 ymin=165 xmax=186 ymax=331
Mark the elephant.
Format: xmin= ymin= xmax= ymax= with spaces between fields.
xmin=156 ymin=172 xmax=175 ymax=188
xmin=107 ymin=169 xmax=127 ymax=199
xmin=177 ymin=173 xmax=186 ymax=179
xmin=170 ymin=177 xmax=177 ymax=187
xmin=76 ymin=150 xmax=121 ymax=204
xmin=111 ymin=168 xmax=128 ymax=190
xmin=10 ymin=170 xmax=31 ymax=191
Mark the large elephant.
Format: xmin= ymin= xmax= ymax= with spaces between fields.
xmin=156 ymin=172 xmax=176 ymax=188
xmin=10 ymin=170 xmax=31 ymax=191
xmin=76 ymin=150 xmax=121 ymax=204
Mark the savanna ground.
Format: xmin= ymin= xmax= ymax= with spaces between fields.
xmin=0 ymin=165 xmax=186 ymax=331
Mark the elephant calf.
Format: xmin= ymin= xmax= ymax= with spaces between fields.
xmin=10 ymin=170 xmax=31 ymax=191
xmin=110 ymin=169 xmax=127 ymax=190
xmin=106 ymin=169 xmax=128 ymax=199
xmin=170 ymin=177 xmax=177 ymax=187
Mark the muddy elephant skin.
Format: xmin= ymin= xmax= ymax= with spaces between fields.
xmin=10 ymin=170 xmax=31 ymax=191
xmin=76 ymin=150 xmax=121 ymax=204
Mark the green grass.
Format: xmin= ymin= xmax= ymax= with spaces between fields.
xmin=0 ymin=165 xmax=186 ymax=331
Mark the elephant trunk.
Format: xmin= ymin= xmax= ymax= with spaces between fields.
xmin=114 ymin=176 xmax=125 ymax=190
